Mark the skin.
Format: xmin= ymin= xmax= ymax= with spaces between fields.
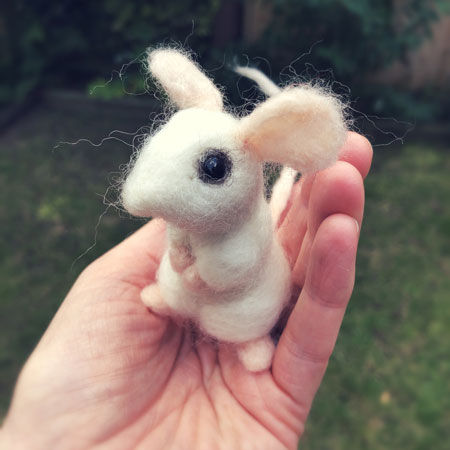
xmin=0 ymin=132 xmax=372 ymax=450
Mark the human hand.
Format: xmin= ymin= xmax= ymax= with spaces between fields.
xmin=0 ymin=132 xmax=372 ymax=449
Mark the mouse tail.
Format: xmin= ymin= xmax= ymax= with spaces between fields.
xmin=234 ymin=66 xmax=281 ymax=97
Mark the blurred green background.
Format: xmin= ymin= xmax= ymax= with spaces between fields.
xmin=1 ymin=1 xmax=449 ymax=448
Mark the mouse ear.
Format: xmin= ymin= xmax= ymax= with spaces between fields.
xmin=147 ymin=48 xmax=223 ymax=111
xmin=238 ymin=86 xmax=347 ymax=174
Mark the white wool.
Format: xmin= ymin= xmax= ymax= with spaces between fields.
xmin=270 ymin=167 xmax=297 ymax=223
xmin=121 ymin=108 xmax=262 ymax=234
xmin=121 ymin=47 xmax=347 ymax=371
xmin=238 ymin=85 xmax=347 ymax=174
xmin=157 ymin=223 xmax=291 ymax=343
xmin=234 ymin=65 xmax=281 ymax=97
xmin=191 ymin=194 xmax=272 ymax=292
xmin=236 ymin=336 xmax=275 ymax=372
xmin=148 ymin=49 xmax=223 ymax=111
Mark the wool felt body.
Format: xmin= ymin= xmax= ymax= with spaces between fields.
xmin=121 ymin=48 xmax=347 ymax=372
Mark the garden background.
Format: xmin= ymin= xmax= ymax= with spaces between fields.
xmin=1 ymin=1 xmax=449 ymax=448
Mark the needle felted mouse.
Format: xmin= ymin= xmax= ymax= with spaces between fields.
xmin=121 ymin=48 xmax=346 ymax=372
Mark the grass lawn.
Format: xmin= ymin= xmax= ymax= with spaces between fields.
xmin=0 ymin=100 xmax=449 ymax=448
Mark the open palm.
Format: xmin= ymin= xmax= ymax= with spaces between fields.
xmin=1 ymin=133 xmax=372 ymax=450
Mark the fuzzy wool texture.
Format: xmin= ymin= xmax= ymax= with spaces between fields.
xmin=121 ymin=47 xmax=347 ymax=371
xmin=235 ymin=65 xmax=281 ymax=97
xmin=270 ymin=167 xmax=297 ymax=224
xmin=148 ymin=48 xmax=223 ymax=111
xmin=239 ymin=86 xmax=346 ymax=174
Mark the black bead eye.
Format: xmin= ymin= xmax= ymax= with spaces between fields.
xmin=198 ymin=150 xmax=232 ymax=184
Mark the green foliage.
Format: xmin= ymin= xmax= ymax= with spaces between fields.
xmin=1 ymin=1 xmax=449 ymax=118
xmin=260 ymin=0 xmax=441 ymax=75
xmin=87 ymin=75 xmax=146 ymax=100
xmin=0 ymin=0 xmax=220 ymax=104
xmin=369 ymin=85 xmax=439 ymax=121
xmin=250 ymin=0 xmax=448 ymax=120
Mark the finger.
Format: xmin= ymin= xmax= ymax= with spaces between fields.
xmin=338 ymin=132 xmax=373 ymax=179
xmin=273 ymin=214 xmax=358 ymax=411
xmin=87 ymin=218 xmax=166 ymax=287
xmin=307 ymin=161 xmax=364 ymax=237
xmin=277 ymin=132 xmax=370 ymax=269
xmin=291 ymin=161 xmax=364 ymax=287
xmin=281 ymin=131 xmax=371 ymax=224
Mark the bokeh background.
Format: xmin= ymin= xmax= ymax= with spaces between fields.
xmin=1 ymin=1 xmax=449 ymax=448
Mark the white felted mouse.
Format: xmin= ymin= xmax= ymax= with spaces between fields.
xmin=121 ymin=48 xmax=346 ymax=372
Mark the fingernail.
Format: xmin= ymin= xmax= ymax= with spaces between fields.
xmin=354 ymin=218 xmax=360 ymax=234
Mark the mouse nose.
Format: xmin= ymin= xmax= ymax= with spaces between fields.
xmin=122 ymin=186 xmax=147 ymax=217
xmin=122 ymin=170 xmax=172 ymax=218
xmin=121 ymin=176 xmax=156 ymax=217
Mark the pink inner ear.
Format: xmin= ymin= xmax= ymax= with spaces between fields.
xmin=238 ymin=86 xmax=346 ymax=173
xmin=242 ymin=138 xmax=255 ymax=154
xmin=242 ymin=112 xmax=301 ymax=160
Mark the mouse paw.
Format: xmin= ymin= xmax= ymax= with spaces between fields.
xmin=141 ymin=284 xmax=171 ymax=316
xmin=237 ymin=336 xmax=275 ymax=372
xmin=181 ymin=265 xmax=208 ymax=292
